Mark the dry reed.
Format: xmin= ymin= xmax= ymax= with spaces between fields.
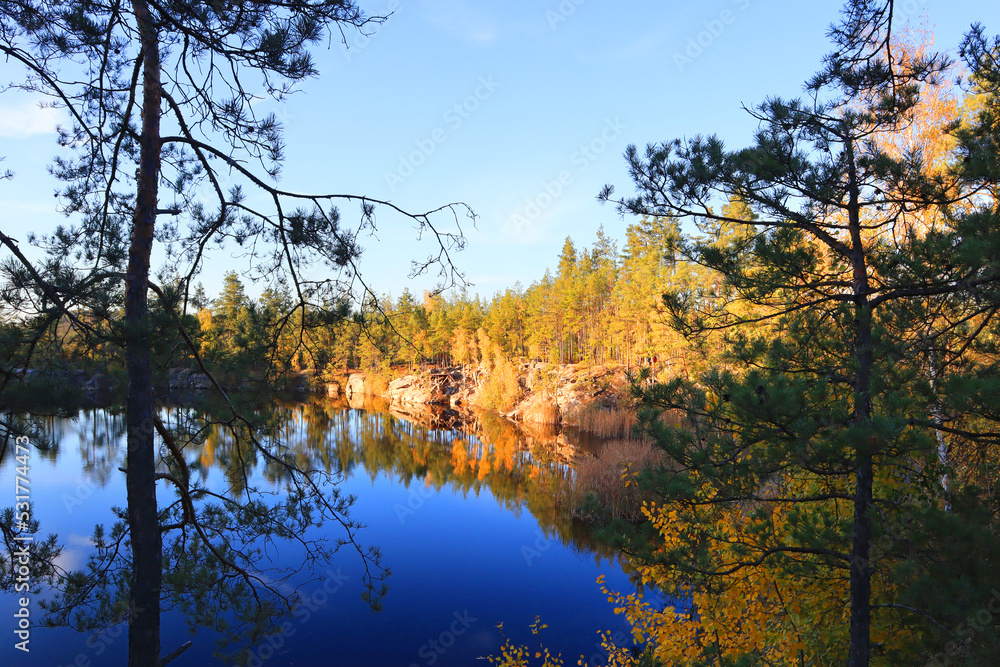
xmin=568 ymin=404 xmax=638 ymax=438
xmin=364 ymin=371 xmax=390 ymax=396
xmin=572 ymin=438 xmax=661 ymax=522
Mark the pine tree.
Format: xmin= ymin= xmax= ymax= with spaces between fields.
xmin=0 ymin=2 xmax=471 ymax=663
xmin=601 ymin=2 xmax=1000 ymax=663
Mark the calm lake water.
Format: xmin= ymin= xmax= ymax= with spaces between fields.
xmin=1 ymin=397 xmax=638 ymax=666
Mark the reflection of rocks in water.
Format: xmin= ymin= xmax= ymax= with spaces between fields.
xmin=515 ymin=420 xmax=576 ymax=465
xmin=318 ymin=394 xmax=350 ymax=410
xmin=388 ymin=401 xmax=469 ymax=432
xmin=190 ymin=395 xmax=621 ymax=564
xmin=382 ymin=399 xmax=573 ymax=462
xmin=321 ymin=397 xmax=622 ymax=561
xmin=518 ymin=419 xmax=559 ymax=441
xmin=346 ymin=393 xmax=389 ymax=413
xmin=347 ymin=391 xmax=366 ymax=410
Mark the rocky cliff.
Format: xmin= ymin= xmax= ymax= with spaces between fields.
xmin=333 ymin=362 xmax=633 ymax=428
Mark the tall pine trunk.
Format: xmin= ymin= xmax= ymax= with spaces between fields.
xmin=846 ymin=137 xmax=873 ymax=667
xmin=125 ymin=1 xmax=162 ymax=664
xmin=849 ymin=320 xmax=874 ymax=667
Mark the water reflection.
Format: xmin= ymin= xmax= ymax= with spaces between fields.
xmin=3 ymin=397 xmax=625 ymax=567
xmin=171 ymin=396 xmax=619 ymax=565
xmin=1 ymin=396 xmax=632 ymax=665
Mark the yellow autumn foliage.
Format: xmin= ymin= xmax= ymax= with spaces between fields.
xmin=598 ymin=501 xmax=841 ymax=664
xmin=596 ymin=473 xmax=926 ymax=666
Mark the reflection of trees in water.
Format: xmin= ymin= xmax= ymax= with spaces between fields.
xmin=30 ymin=396 xmax=391 ymax=664
xmin=75 ymin=408 xmax=127 ymax=486
xmin=14 ymin=399 xmax=622 ymax=566
xmin=2 ymin=412 xmax=65 ymax=464
xmin=314 ymin=399 xmax=616 ymax=562
xmin=13 ymin=397 xmax=624 ymax=657
xmin=0 ymin=397 xmax=642 ymax=667
xmin=0 ymin=409 xmax=126 ymax=482
xmin=171 ymin=396 xmax=619 ymax=563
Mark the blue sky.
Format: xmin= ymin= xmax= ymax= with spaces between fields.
xmin=0 ymin=0 xmax=994 ymax=302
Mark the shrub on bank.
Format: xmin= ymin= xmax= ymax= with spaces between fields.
xmin=476 ymin=356 xmax=521 ymax=413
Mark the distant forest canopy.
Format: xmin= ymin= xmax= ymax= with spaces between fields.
xmin=12 ymin=216 xmax=720 ymax=380
xmin=19 ymin=193 xmax=812 ymax=383
xmin=171 ymin=215 xmax=708 ymax=377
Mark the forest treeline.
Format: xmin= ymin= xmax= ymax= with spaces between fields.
xmin=192 ymin=214 xmax=708 ymax=376
xmin=16 ymin=214 xmax=720 ymax=387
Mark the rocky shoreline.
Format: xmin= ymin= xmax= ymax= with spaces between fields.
xmin=20 ymin=362 xmax=636 ymax=431
xmin=329 ymin=362 xmax=634 ymax=429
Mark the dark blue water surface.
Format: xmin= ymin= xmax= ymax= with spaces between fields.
xmin=1 ymin=400 xmax=636 ymax=666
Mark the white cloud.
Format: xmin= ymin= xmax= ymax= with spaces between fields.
xmin=0 ymin=99 xmax=63 ymax=138
xmin=66 ymin=533 xmax=97 ymax=547
xmin=51 ymin=534 xmax=98 ymax=572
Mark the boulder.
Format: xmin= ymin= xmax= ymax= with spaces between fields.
xmin=510 ymin=391 xmax=561 ymax=425
xmin=500 ymin=363 xmax=632 ymax=427
xmin=553 ymin=364 xmax=629 ymax=419
xmin=346 ymin=373 xmax=367 ymax=397
xmin=386 ymin=374 xmax=448 ymax=404
xmin=168 ymin=368 xmax=213 ymax=391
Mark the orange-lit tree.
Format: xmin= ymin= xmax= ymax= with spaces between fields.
xmin=600 ymin=1 xmax=1000 ymax=664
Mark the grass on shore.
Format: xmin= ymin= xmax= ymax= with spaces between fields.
xmin=572 ymin=438 xmax=661 ymax=522
xmin=567 ymin=404 xmax=638 ymax=438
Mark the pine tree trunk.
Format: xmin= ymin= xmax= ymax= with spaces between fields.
xmin=849 ymin=363 xmax=874 ymax=667
xmin=126 ymin=1 xmax=162 ymax=665
xmin=846 ymin=138 xmax=872 ymax=667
